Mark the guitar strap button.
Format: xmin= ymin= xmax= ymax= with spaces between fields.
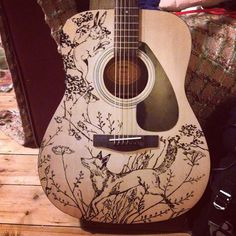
xmin=213 ymin=189 xmax=232 ymax=211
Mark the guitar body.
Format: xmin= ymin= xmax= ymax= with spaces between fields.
xmin=38 ymin=9 xmax=210 ymax=224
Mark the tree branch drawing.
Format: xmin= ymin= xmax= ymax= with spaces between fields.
xmin=130 ymin=134 xmax=206 ymax=223
xmin=49 ymin=145 xmax=87 ymax=216
xmin=38 ymin=9 xmax=209 ymax=224
xmin=85 ymin=125 xmax=208 ymax=224
xmin=38 ymin=126 xmax=63 ymax=168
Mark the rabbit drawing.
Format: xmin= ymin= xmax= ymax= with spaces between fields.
xmin=72 ymin=11 xmax=111 ymax=82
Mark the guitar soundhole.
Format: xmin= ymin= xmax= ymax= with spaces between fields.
xmin=103 ymin=57 xmax=148 ymax=99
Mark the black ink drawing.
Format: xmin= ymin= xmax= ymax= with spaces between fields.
xmin=38 ymin=11 xmax=209 ymax=224
xmin=39 ymin=123 xmax=207 ymax=223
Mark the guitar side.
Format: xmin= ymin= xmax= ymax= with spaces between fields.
xmin=38 ymin=9 xmax=210 ymax=224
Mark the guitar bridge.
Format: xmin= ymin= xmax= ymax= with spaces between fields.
xmin=93 ymin=135 xmax=159 ymax=152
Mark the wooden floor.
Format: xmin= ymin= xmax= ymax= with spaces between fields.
xmin=0 ymin=90 xmax=191 ymax=236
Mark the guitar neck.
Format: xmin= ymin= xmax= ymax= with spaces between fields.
xmin=114 ymin=0 xmax=140 ymax=57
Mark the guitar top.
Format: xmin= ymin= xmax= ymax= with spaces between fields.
xmin=38 ymin=0 xmax=210 ymax=224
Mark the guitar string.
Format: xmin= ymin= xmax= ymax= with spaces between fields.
xmin=128 ymin=0 xmax=131 ymax=137
xmin=114 ymin=0 xmax=118 ymax=142
xmin=132 ymin=0 xmax=137 ymax=134
xmin=123 ymin=0 xmax=127 ymax=142
xmin=133 ymin=0 xmax=136 ymax=137
xmin=131 ymin=0 xmax=134 ymax=137
xmin=131 ymin=0 xmax=136 ymax=137
xmin=124 ymin=0 xmax=132 ymax=138
xmin=123 ymin=0 xmax=127 ymax=140
xmin=120 ymin=0 xmax=122 ymax=142
xmin=119 ymin=0 xmax=123 ymax=142
xmin=115 ymin=0 xmax=120 ymax=142
xmin=130 ymin=0 xmax=136 ymax=137
xmin=135 ymin=0 xmax=139 ymax=137
xmin=124 ymin=0 xmax=129 ymax=141
xmin=124 ymin=0 xmax=127 ymax=140
xmin=117 ymin=0 xmax=124 ymax=143
xmin=115 ymin=0 xmax=139 ymax=141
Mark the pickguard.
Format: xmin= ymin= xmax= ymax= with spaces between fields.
xmin=137 ymin=42 xmax=179 ymax=131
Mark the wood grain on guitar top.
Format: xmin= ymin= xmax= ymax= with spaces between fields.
xmin=38 ymin=8 xmax=210 ymax=224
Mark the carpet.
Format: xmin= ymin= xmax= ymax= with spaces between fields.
xmin=0 ymin=70 xmax=13 ymax=92
xmin=0 ymin=38 xmax=12 ymax=92
xmin=0 ymin=109 xmax=25 ymax=145
xmin=0 ymin=38 xmax=24 ymax=145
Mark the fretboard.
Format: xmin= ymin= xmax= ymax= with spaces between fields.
xmin=114 ymin=0 xmax=139 ymax=57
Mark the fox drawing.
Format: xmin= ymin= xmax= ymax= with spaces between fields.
xmin=81 ymin=138 xmax=178 ymax=217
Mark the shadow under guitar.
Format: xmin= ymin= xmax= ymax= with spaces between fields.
xmin=80 ymin=214 xmax=190 ymax=234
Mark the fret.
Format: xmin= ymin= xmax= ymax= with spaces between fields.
xmin=115 ymin=22 xmax=139 ymax=25
xmin=116 ymin=15 xmax=138 ymax=17
xmin=114 ymin=35 xmax=139 ymax=40
xmin=116 ymin=8 xmax=138 ymax=11
xmin=115 ymin=9 xmax=139 ymax=14
xmin=115 ymin=47 xmax=138 ymax=49
xmin=115 ymin=0 xmax=139 ymax=7
xmin=115 ymin=40 xmax=138 ymax=44
xmin=114 ymin=41 xmax=139 ymax=45
xmin=116 ymin=7 xmax=139 ymax=10
xmin=114 ymin=21 xmax=139 ymax=29
xmin=115 ymin=35 xmax=139 ymax=37
xmin=114 ymin=29 xmax=139 ymax=31
xmin=116 ymin=19 xmax=138 ymax=25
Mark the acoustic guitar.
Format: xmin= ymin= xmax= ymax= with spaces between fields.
xmin=39 ymin=0 xmax=210 ymax=224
